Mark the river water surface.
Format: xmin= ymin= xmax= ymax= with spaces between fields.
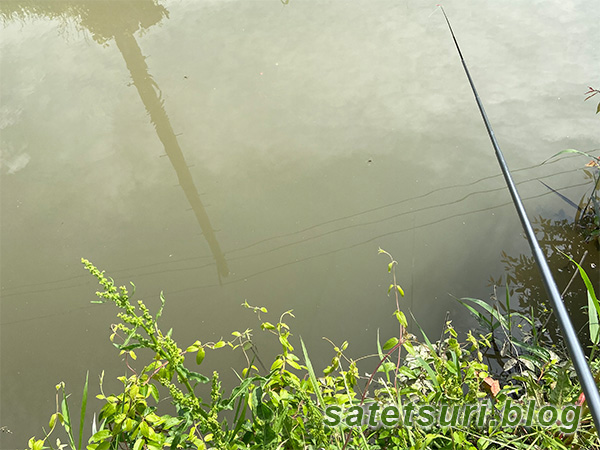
xmin=1 ymin=0 xmax=599 ymax=446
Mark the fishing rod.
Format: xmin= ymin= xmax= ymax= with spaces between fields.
xmin=439 ymin=6 xmax=600 ymax=431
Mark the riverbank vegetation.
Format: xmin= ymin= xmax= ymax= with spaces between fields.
xmin=26 ymin=250 xmax=599 ymax=450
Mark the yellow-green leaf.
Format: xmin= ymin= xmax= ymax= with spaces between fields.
xmin=196 ymin=347 xmax=206 ymax=365
xmin=383 ymin=337 xmax=399 ymax=351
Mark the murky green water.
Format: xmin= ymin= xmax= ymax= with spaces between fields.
xmin=1 ymin=0 xmax=598 ymax=445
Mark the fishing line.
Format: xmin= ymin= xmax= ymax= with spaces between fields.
xmin=439 ymin=5 xmax=600 ymax=430
xmin=2 ymin=153 xmax=590 ymax=299
xmin=2 ymin=178 xmax=593 ymax=327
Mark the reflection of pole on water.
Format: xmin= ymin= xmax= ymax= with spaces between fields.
xmin=0 ymin=1 xmax=229 ymax=280
xmin=114 ymin=32 xmax=229 ymax=279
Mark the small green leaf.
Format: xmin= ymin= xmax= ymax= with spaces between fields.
xmin=146 ymin=442 xmax=162 ymax=450
xmin=382 ymin=337 xmax=399 ymax=351
xmin=96 ymin=442 xmax=111 ymax=450
xmin=139 ymin=421 xmax=150 ymax=438
xmin=90 ymin=430 xmax=111 ymax=443
xmin=157 ymin=291 xmax=165 ymax=320
xmin=213 ymin=340 xmax=225 ymax=349
xmin=394 ymin=310 xmax=408 ymax=327
xmin=271 ymin=358 xmax=284 ymax=371
xmin=149 ymin=384 xmax=159 ymax=403
xmin=179 ymin=367 xmax=209 ymax=383
xmin=196 ymin=347 xmax=206 ymax=365
xmin=133 ymin=437 xmax=144 ymax=450
xmin=397 ymin=285 xmax=405 ymax=296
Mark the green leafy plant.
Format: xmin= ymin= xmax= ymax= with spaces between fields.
xmin=27 ymin=254 xmax=600 ymax=449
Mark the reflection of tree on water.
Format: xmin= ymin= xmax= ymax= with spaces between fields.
xmin=114 ymin=32 xmax=230 ymax=279
xmin=1 ymin=0 xmax=229 ymax=280
xmin=495 ymin=215 xmax=599 ymax=348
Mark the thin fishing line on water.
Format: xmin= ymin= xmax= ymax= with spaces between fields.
xmin=1 ymin=151 xmax=590 ymax=299
xmin=1 ymin=176 xmax=592 ymax=328
xmin=0 ymin=164 xmax=592 ymax=302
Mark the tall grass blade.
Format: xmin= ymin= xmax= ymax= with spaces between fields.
xmin=78 ymin=371 xmax=89 ymax=450
xmin=60 ymin=387 xmax=76 ymax=450
xmin=409 ymin=312 xmax=441 ymax=362
xmin=560 ymin=251 xmax=600 ymax=342
xmin=588 ymin=291 xmax=600 ymax=345
xmin=505 ymin=284 xmax=512 ymax=333
xmin=300 ymin=337 xmax=324 ymax=407
xmin=457 ymin=297 xmax=507 ymax=331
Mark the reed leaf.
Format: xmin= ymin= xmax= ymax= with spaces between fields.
xmin=300 ymin=337 xmax=324 ymax=407
xmin=78 ymin=371 xmax=88 ymax=450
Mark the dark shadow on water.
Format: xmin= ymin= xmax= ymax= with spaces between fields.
xmin=493 ymin=215 xmax=599 ymax=351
